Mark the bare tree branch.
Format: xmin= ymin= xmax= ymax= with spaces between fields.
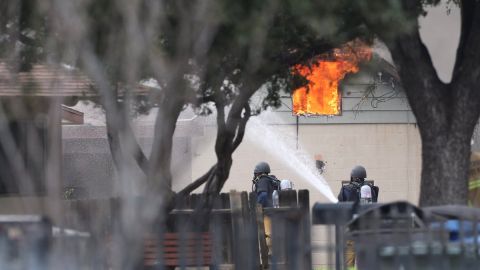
xmin=103 ymin=90 xmax=150 ymax=175
xmin=147 ymin=86 xmax=185 ymax=192
xmin=179 ymin=164 xmax=217 ymax=195
xmin=105 ymin=118 xmax=124 ymax=170
xmin=214 ymin=100 xmax=227 ymax=158
xmin=123 ymin=119 xmax=150 ymax=174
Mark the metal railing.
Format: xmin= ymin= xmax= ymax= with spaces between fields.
xmin=312 ymin=201 xmax=480 ymax=270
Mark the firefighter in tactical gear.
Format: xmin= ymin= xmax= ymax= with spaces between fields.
xmin=252 ymin=162 xmax=280 ymax=259
xmin=252 ymin=162 xmax=280 ymax=207
xmin=338 ymin=165 xmax=378 ymax=202
xmin=338 ymin=165 xmax=379 ymax=268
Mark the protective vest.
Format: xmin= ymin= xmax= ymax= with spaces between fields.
xmin=253 ymin=175 xmax=280 ymax=207
xmin=338 ymin=181 xmax=379 ymax=203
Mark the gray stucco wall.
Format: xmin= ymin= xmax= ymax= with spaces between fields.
xmin=62 ymin=125 xmax=198 ymax=198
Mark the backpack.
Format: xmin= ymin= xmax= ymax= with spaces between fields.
xmin=252 ymin=175 xmax=281 ymax=192
xmin=267 ymin=175 xmax=281 ymax=191
xmin=340 ymin=181 xmax=379 ymax=203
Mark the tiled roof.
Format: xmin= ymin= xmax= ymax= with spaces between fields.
xmin=0 ymin=62 xmax=155 ymax=97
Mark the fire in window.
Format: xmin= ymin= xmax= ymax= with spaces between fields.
xmin=292 ymin=40 xmax=372 ymax=116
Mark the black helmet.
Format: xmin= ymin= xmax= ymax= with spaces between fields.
xmin=351 ymin=165 xmax=367 ymax=179
xmin=254 ymin=162 xmax=271 ymax=174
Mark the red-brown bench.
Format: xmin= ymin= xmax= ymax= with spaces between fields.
xmin=144 ymin=232 xmax=213 ymax=269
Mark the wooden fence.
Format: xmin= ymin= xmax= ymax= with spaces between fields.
xmin=61 ymin=189 xmax=312 ymax=270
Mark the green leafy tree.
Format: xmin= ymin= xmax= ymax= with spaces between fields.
xmin=1 ymin=0 xmax=381 ymax=206
xmin=0 ymin=0 xmax=48 ymax=70
xmin=71 ymin=0 xmax=358 ymax=205
xmin=300 ymin=0 xmax=480 ymax=206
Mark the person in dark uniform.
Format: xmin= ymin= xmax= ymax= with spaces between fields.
xmin=338 ymin=165 xmax=378 ymax=203
xmin=252 ymin=162 xmax=279 ymax=207
xmin=252 ymin=161 xmax=280 ymax=258
xmin=338 ymin=165 xmax=379 ymax=268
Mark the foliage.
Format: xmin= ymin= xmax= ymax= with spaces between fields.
xmin=0 ymin=0 xmax=376 ymax=114
xmin=0 ymin=0 xmax=49 ymax=71
xmin=7 ymin=0 xmax=460 ymax=201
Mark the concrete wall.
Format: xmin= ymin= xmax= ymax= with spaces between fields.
xmin=62 ymin=124 xmax=198 ymax=198
xmin=191 ymin=123 xmax=421 ymax=204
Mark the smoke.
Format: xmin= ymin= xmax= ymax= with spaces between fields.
xmin=372 ymin=39 xmax=394 ymax=65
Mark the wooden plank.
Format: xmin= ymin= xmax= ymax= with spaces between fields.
xmin=279 ymin=190 xmax=298 ymax=207
xmin=256 ymin=204 xmax=269 ymax=269
xmin=190 ymin=193 xmax=201 ymax=209
xmin=211 ymin=193 xmax=225 ymax=266
xmin=143 ymin=231 xmax=213 ymax=267
xmin=240 ymin=191 xmax=249 ymax=220
xmin=163 ymin=258 xmax=212 ymax=266
xmin=150 ymin=249 xmax=213 ymax=255
xmin=230 ymin=191 xmax=243 ymax=269
xmin=269 ymin=205 xmax=286 ymax=267
xmin=248 ymin=192 xmax=261 ymax=269
xmin=164 ymin=253 xmax=212 ymax=259
xmin=165 ymin=232 xmax=211 ymax=239
xmin=220 ymin=193 xmax=231 ymax=208
xmin=240 ymin=191 xmax=259 ymax=269
xmin=298 ymin=190 xmax=312 ymax=270
xmin=145 ymin=233 xmax=211 ymax=240
xmin=230 ymin=190 xmax=258 ymax=269
xmin=221 ymin=193 xmax=233 ymax=264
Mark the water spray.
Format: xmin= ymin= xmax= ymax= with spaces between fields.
xmin=246 ymin=110 xmax=338 ymax=202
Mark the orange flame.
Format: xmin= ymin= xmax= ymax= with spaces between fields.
xmin=292 ymin=40 xmax=372 ymax=115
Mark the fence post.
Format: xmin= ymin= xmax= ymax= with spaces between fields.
xmin=273 ymin=190 xmax=297 ymax=267
xmin=230 ymin=190 xmax=249 ymax=269
xmin=299 ymin=189 xmax=312 ymax=270
xmin=256 ymin=204 xmax=269 ymax=269
xmin=220 ymin=193 xmax=233 ymax=264
xmin=211 ymin=193 xmax=223 ymax=269
xmin=239 ymin=191 xmax=260 ymax=269
xmin=279 ymin=190 xmax=298 ymax=207
xmin=249 ymin=192 xmax=261 ymax=269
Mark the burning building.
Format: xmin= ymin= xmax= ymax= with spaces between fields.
xmin=292 ymin=40 xmax=372 ymax=116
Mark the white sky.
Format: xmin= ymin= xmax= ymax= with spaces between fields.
xmin=419 ymin=1 xmax=461 ymax=83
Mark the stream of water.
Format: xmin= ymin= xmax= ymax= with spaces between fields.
xmin=246 ymin=110 xmax=338 ymax=202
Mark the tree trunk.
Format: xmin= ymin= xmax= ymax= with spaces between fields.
xmin=380 ymin=1 xmax=480 ymax=206
xmin=147 ymin=90 xmax=185 ymax=194
xmin=105 ymin=114 xmax=124 ymax=171
xmin=105 ymin=101 xmax=149 ymax=175
xmin=204 ymin=156 xmax=233 ymax=195
xmin=419 ymin=132 xmax=471 ymax=206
